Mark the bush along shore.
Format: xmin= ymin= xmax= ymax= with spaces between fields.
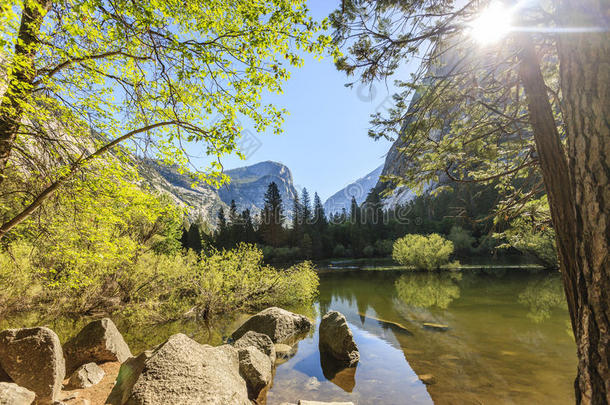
xmin=0 ymin=308 xmax=363 ymax=405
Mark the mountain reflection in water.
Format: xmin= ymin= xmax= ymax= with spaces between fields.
xmin=266 ymin=268 xmax=575 ymax=405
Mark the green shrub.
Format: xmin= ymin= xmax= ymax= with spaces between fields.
xmin=332 ymin=244 xmax=346 ymax=257
xmin=374 ymin=239 xmax=394 ymax=256
xmin=392 ymin=233 xmax=455 ymax=270
xmin=448 ymin=226 xmax=476 ymax=255
xmin=495 ymin=197 xmax=558 ymax=268
xmin=363 ymin=245 xmax=375 ymax=257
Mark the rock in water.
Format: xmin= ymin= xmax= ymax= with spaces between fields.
xmin=106 ymin=334 xmax=249 ymax=405
xmin=237 ymin=347 xmax=272 ymax=400
xmin=0 ymin=327 xmax=65 ymax=404
xmin=423 ymin=322 xmax=449 ymax=332
xmin=0 ymin=382 xmax=35 ymax=405
xmin=66 ymin=363 xmax=105 ymax=389
xmin=63 ymin=318 xmax=132 ymax=374
xmin=231 ymin=307 xmax=312 ymax=343
xmin=274 ymin=343 xmax=297 ymax=363
xmin=233 ymin=331 xmax=276 ymax=364
xmin=318 ymin=311 xmax=359 ymax=366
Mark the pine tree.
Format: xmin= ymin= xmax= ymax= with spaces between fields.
xmin=291 ymin=190 xmax=302 ymax=243
xmin=241 ymin=209 xmax=255 ymax=243
xmin=187 ymin=222 xmax=203 ymax=253
xmin=259 ymin=182 xmax=284 ymax=247
xmin=228 ymin=200 xmax=239 ymax=225
xmin=350 ymin=196 xmax=360 ymax=225
xmin=301 ymin=188 xmax=312 ymax=226
xmin=215 ymin=207 xmax=228 ymax=248
xmin=313 ymin=192 xmax=327 ymax=231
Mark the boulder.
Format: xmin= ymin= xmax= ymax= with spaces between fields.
xmin=233 ymin=331 xmax=276 ymax=364
xmin=237 ymin=347 xmax=272 ymax=400
xmin=105 ymin=334 xmax=249 ymax=405
xmin=0 ymin=382 xmax=35 ymax=405
xmin=105 ymin=351 xmax=152 ymax=405
xmin=298 ymin=401 xmax=354 ymax=405
xmin=231 ymin=307 xmax=311 ymax=344
xmin=66 ymin=363 xmax=105 ymax=389
xmin=0 ymin=327 xmax=65 ymax=404
xmin=318 ymin=311 xmax=359 ymax=366
xmin=63 ymin=319 xmax=131 ymax=374
xmin=274 ymin=343 xmax=297 ymax=363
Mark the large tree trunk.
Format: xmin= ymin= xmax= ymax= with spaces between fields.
xmin=518 ymin=2 xmax=609 ymax=403
xmin=556 ymin=0 xmax=610 ymax=403
xmin=0 ymin=0 xmax=51 ymax=185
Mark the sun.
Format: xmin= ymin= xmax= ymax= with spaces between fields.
xmin=468 ymin=2 xmax=513 ymax=45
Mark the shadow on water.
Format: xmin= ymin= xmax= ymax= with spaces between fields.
xmin=266 ymin=267 xmax=576 ymax=405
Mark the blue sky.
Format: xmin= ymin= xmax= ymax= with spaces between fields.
xmin=198 ymin=0 xmax=419 ymax=201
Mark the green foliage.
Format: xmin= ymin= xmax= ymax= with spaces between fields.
xmin=332 ymin=243 xmax=346 ymax=257
xmin=392 ymin=233 xmax=455 ymax=270
xmin=363 ymin=245 xmax=375 ymax=257
xmin=0 ymin=241 xmax=318 ymax=323
xmin=395 ymin=272 xmax=462 ymax=309
xmin=374 ymin=239 xmax=394 ymax=256
xmin=448 ymin=226 xmax=476 ymax=256
xmin=495 ymin=197 xmax=558 ymax=268
xmin=518 ymin=276 xmax=566 ymax=323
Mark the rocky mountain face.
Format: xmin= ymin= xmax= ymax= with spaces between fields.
xmin=217 ymin=161 xmax=297 ymax=217
xmin=139 ymin=159 xmax=228 ymax=226
xmin=141 ymin=160 xmax=297 ymax=226
xmin=323 ymin=165 xmax=383 ymax=215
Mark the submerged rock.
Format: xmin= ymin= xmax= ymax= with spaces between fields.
xmin=319 ymin=311 xmax=359 ymax=366
xmin=231 ymin=307 xmax=312 ymax=344
xmin=274 ymin=343 xmax=297 ymax=363
xmin=233 ymin=331 xmax=276 ymax=364
xmin=66 ymin=363 xmax=105 ymax=389
xmin=0 ymin=382 xmax=35 ymax=405
xmin=63 ymin=318 xmax=132 ymax=374
xmin=423 ymin=322 xmax=449 ymax=332
xmin=419 ymin=373 xmax=436 ymax=385
xmin=0 ymin=327 xmax=65 ymax=404
xmin=237 ymin=346 xmax=272 ymax=400
xmin=106 ymin=334 xmax=249 ymax=405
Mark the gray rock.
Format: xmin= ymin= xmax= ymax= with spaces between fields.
xmin=66 ymin=363 xmax=105 ymax=389
xmin=0 ymin=327 xmax=65 ymax=404
xmin=105 ymin=351 xmax=152 ymax=405
xmin=106 ymin=334 xmax=249 ymax=405
xmin=0 ymin=382 xmax=35 ymax=405
xmin=274 ymin=343 xmax=297 ymax=362
xmin=298 ymin=401 xmax=354 ymax=405
xmin=233 ymin=331 xmax=276 ymax=364
xmin=319 ymin=311 xmax=359 ymax=366
xmin=63 ymin=318 xmax=132 ymax=374
xmin=237 ymin=347 xmax=272 ymax=400
xmin=231 ymin=307 xmax=311 ymax=344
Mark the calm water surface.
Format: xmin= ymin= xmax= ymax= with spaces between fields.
xmin=5 ymin=267 xmax=575 ymax=404
xmin=266 ymin=268 xmax=576 ymax=405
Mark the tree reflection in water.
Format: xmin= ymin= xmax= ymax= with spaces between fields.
xmin=394 ymin=272 xmax=462 ymax=309
xmin=518 ymin=275 xmax=567 ymax=323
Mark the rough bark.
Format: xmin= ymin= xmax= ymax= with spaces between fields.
xmin=517 ymin=3 xmax=609 ymax=403
xmin=556 ymin=1 xmax=610 ymax=403
xmin=0 ymin=0 xmax=51 ymax=185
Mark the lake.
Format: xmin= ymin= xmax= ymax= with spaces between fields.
xmin=265 ymin=267 xmax=576 ymax=405
xmin=2 ymin=267 xmax=576 ymax=404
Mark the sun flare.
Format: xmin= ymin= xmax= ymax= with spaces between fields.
xmin=469 ymin=2 xmax=513 ymax=45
